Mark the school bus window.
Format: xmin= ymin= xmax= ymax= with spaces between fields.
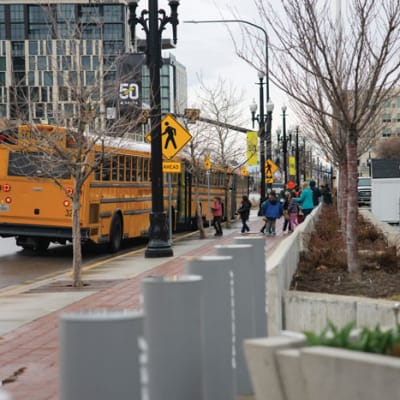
xmin=118 ymin=155 xmax=125 ymax=181
xmin=143 ymin=158 xmax=149 ymax=181
xmin=137 ymin=157 xmax=143 ymax=182
xmin=94 ymin=152 xmax=101 ymax=180
xmin=111 ymin=156 xmax=117 ymax=181
xmin=0 ymin=128 xmax=18 ymax=145
xmin=125 ymin=155 xmax=131 ymax=181
xmin=131 ymin=156 xmax=137 ymax=181
xmin=102 ymin=156 xmax=111 ymax=181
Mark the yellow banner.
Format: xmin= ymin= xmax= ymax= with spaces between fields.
xmin=246 ymin=131 xmax=258 ymax=166
xmin=289 ymin=156 xmax=296 ymax=176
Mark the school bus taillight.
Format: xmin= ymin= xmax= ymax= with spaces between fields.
xmin=66 ymin=187 xmax=73 ymax=195
xmin=5 ymin=197 xmax=11 ymax=204
xmin=3 ymin=184 xmax=11 ymax=192
xmin=63 ymin=200 xmax=70 ymax=207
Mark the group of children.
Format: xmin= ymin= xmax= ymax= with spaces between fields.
xmin=211 ymin=180 xmax=331 ymax=237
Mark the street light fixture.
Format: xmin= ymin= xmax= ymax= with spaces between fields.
xmin=128 ymin=0 xmax=180 ymax=258
xmin=250 ymin=72 xmax=267 ymax=201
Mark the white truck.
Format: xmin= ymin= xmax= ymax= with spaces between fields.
xmin=371 ymin=159 xmax=400 ymax=224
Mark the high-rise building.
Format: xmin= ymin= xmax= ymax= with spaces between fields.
xmin=0 ymin=0 xmax=187 ymax=134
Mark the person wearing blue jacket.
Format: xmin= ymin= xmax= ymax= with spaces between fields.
xmin=263 ymin=191 xmax=283 ymax=236
xmin=294 ymin=182 xmax=314 ymax=220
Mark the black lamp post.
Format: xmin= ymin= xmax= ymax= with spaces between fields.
xmin=128 ymin=0 xmax=180 ymax=258
xmin=295 ymin=126 xmax=300 ymax=186
xmin=302 ymin=137 xmax=307 ymax=182
xmin=282 ymin=105 xmax=288 ymax=185
xmin=250 ymin=72 xmax=266 ymax=201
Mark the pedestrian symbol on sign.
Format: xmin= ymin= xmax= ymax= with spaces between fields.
xmin=160 ymin=114 xmax=193 ymax=159
xmin=162 ymin=121 xmax=177 ymax=150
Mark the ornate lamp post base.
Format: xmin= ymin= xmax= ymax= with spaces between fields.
xmin=145 ymin=212 xmax=173 ymax=258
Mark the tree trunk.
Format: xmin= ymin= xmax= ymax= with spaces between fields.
xmin=338 ymin=161 xmax=347 ymax=241
xmin=72 ymin=187 xmax=83 ymax=287
xmin=346 ymin=131 xmax=360 ymax=277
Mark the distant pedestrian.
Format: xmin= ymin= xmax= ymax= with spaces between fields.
xmin=282 ymin=193 xmax=291 ymax=234
xmin=321 ymin=184 xmax=333 ymax=205
xmin=262 ymin=191 xmax=283 ymax=236
xmin=211 ymin=196 xmax=223 ymax=236
xmin=237 ymin=195 xmax=252 ymax=234
xmin=293 ymin=182 xmax=314 ymax=220
xmin=309 ymin=180 xmax=321 ymax=206
xmin=287 ymin=191 xmax=300 ymax=232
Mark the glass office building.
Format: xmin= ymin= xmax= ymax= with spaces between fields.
xmin=0 ymin=1 xmax=187 ymax=133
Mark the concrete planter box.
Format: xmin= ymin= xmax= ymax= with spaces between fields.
xmin=244 ymin=332 xmax=400 ymax=400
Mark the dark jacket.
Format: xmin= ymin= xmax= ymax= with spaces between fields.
xmin=309 ymin=180 xmax=321 ymax=206
xmin=238 ymin=199 xmax=251 ymax=220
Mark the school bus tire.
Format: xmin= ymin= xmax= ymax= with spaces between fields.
xmin=109 ymin=213 xmax=123 ymax=253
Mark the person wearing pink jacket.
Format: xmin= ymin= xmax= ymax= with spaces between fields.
xmin=211 ymin=196 xmax=223 ymax=236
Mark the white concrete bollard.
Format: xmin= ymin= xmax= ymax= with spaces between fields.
xmin=59 ymin=310 xmax=143 ymax=400
xmin=186 ymin=255 xmax=235 ymax=400
xmin=234 ymin=236 xmax=267 ymax=337
xmin=142 ymin=275 xmax=203 ymax=400
xmin=214 ymin=244 xmax=254 ymax=396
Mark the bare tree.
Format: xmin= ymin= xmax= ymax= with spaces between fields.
xmin=191 ymin=77 xmax=248 ymax=228
xmin=237 ymin=0 xmax=400 ymax=275
xmin=5 ymin=4 xmax=144 ymax=287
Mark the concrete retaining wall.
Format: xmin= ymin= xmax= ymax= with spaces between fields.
xmin=267 ymin=207 xmax=400 ymax=335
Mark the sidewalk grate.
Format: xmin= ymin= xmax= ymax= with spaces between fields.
xmin=25 ymin=279 xmax=124 ymax=293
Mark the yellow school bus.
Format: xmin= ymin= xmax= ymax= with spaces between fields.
xmin=0 ymin=124 xmax=155 ymax=251
xmin=0 ymin=124 xmax=249 ymax=251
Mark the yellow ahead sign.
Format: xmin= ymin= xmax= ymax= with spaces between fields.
xmin=161 ymin=114 xmax=192 ymax=159
xmin=163 ymin=161 xmax=182 ymax=173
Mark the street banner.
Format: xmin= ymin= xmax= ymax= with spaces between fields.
xmin=246 ymin=131 xmax=258 ymax=166
xmin=289 ymin=156 xmax=296 ymax=176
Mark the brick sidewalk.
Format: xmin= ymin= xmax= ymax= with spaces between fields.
xmin=0 ymin=216 xmax=285 ymax=400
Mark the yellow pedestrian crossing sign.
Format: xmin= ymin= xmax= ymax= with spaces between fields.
xmin=265 ymin=159 xmax=279 ymax=178
xmin=204 ymin=155 xmax=211 ymax=170
xmin=161 ymin=114 xmax=192 ymax=159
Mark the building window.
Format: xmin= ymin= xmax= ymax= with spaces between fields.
xmin=82 ymin=56 xmax=91 ymax=70
xmin=397 ymin=127 xmax=400 ymax=137
xmin=11 ymin=41 xmax=25 ymax=56
xmin=0 ymin=56 xmax=5 ymax=70
xmin=30 ymin=86 xmax=39 ymax=101
xmin=103 ymin=5 xmax=123 ymax=23
xmin=104 ymin=24 xmax=123 ymax=40
xmin=82 ymin=25 xmax=101 ymax=40
xmin=10 ymin=5 xmax=24 ymax=22
xmin=12 ymin=56 xmax=25 ymax=71
xmin=382 ymin=128 xmax=392 ymax=137
xmin=28 ymin=71 xmax=35 ymax=85
xmin=0 ymin=72 xmax=5 ymax=86
xmin=382 ymin=113 xmax=391 ymax=123
xmin=59 ymin=87 xmax=69 ymax=101
xmin=383 ymin=99 xmax=391 ymax=108
xmin=0 ymin=25 xmax=5 ymax=40
xmin=0 ymin=104 xmax=6 ymax=117
xmin=44 ymin=71 xmax=53 ymax=86
xmin=29 ymin=41 xmax=38 ymax=55
xmin=10 ymin=24 xmax=25 ymax=40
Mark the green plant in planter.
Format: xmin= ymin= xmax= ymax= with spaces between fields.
xmin=304 ymin=320 xmax=400 ymax=357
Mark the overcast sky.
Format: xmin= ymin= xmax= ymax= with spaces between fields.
xmin=158 ymin=0 xmax=291 ymax=133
